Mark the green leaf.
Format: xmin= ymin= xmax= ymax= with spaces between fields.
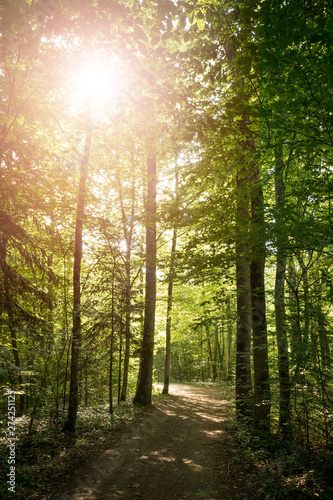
xmin=0 ymin=369 xmax=8 ymax=379
xmin=196 ymin=18 xmax=205 ymax=31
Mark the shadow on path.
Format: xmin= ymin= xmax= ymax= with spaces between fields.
xmin=48 ymin=385 xmax=255 ymax=500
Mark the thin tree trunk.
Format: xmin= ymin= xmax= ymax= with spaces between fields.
xmin=109 ymin=265 xmax=115 ymax=414
xmin=206 ymin=325 xmax=214 ymax=379
xmin=274 ymin=143 xmax=292 ymax=439
xmin=162 ymin=227 xmax=177 ymax=395
xmin=317 ymin=302 xmax=330 ymax=367
xmin=62 ymin=254 xmax=70 ymax=413
xmin=296 ymin=250 xmax=310 ymax=359
xmin=133 ymin=155 xmax=157 ymax=405
xmin=212 ymin=324 xmax=218 ymax=380
xmin=84 ymin=359 xmax=88 ymax=406
xmin=163 ymin=159 xmax=179 ymax=395
xmin=120 ymin=253 xmax=131 ymax=401
xmin=288 ymin=259 xmax=302 ymax=368
xmin=226 ymin=297 xmax=232 ymax=381
xmin=200 ymin=326 xmax=204 ymax=381
xmin=63 ymin=98 xmax=92 ymax=433
xmin=119 ymin=172 xmax=135 ymax=402
xmin=0 ymin=236 xmax=25 ymax=415
xmin=118 ymin=309 xmax=123 ymax=405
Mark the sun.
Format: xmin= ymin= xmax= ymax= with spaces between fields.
xmin=74 ymin=54 xmax=123 ymax=106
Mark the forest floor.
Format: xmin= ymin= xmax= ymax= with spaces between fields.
xmin=34 ymin=384 xmax=261 ymax=500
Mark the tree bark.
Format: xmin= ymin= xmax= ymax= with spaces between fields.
xmin=213 ymin=324 xmax=219 ymax=380
xmin=226 ymin=38 xmax=253 ymax=420
xmin=0 ymin=236 xmax=25 ymax=415
xmin=119 ymin=171 xmax=135 ymax=402
xmin=250 ymin=164 xmax=271 ymax=434
xmin=274 ymin=143 xmax=292 ymax=439
xmin=206 ymin=325 xmax=214 ymax=380
xmin=317 ymin=297 xmax=330 ymax=368
xmin=235 ymin=165 xmax=252 ymax=419
xmin=296 ymin=250 xmax=310 ymax=361
xmin=118 ymin=308 xmax=123 ymax=404
xmin=109 ymin=264 xmax=115 ymax=414
xmin=226 ymin=297 xmax=233 ymax=381
xmin=133 ymin=155 xmax=157 ymax=405
xmin=162 ymin=227 xmax=177 ymax=395
xmin=63 ymin=99 xmax=92 ymax=433
xmin=163 ymin=159 xmax=179 ymax=395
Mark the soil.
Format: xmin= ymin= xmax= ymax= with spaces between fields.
xmin=44 ymin=384 xmax=260 ymax=500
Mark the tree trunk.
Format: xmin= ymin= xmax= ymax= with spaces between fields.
xmin=200 ymin=326 xmax=204 ymax=381
xmin=1 ymin=239 xmax=25 ymax=415
xmin=213 ymin=324 xmax=219 ymax=380
xmin=133 ymin=155 xmax=157 ymax=405
xmin=296 ymin=250 xmax=310 ymax=360
xmin=250 ymin=164 xmax=271 ymax=434
xmin=226 ymin=37 xmax=253 ymax=419
xmin=226 ymin=297 xmax=233 ymax=381
xmin=120 ymin=252 xmax=131 ymax=402
xmin=162 ymin=227 xmax=177 ymax=395
xmin=119 ymin=173 xmax=135 ymax=402
xmin=235 ymin=165 xmax=252 ymax=419
xmin=63 ymin=99 xmax=92 ymax=433
xmin=118 ymin=307 xmax=123 ymax=404
xmin=274 ymin=143 xmax=292 ymax=439
xmin=317 ymin=301 xmax=330 ymax=368
xmin=288 ymin=259 xmax=302 ymax=367
xmin=163 ymin=159 xmax=179 ymax=395
xmin=109 ymin=265 xmax=115 ymax=414
xmin=206 ymin=325 xmax=214 ymax=379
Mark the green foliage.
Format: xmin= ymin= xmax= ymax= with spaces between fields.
xmin=0 ymin=0 xmax=333 ymax=495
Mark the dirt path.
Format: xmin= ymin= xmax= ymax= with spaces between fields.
xmin=48 ymin=385 xmax=257 ymax=500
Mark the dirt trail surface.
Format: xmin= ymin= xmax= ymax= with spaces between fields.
xmin=48 ymin=385 xmax=256 ymax=500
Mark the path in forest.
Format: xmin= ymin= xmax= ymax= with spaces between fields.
xmin=48 ymin=385 xmax=258 ymax=500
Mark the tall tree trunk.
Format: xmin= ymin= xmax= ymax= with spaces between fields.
xmin=296 ymin=250 xmax=310 ymax=360
xmin=200 ymin=326 xmax=204 ymax=381
xmin=288 ymin=259 xmax=302 ymax=371
xmin=109 ymin=264 xmax=115 ymax=414
xmin=225 ymin=37 xmax=252 ymax=418
xmin=274 ymin=144 xmax=292 ymax=439
xmin=163 ymin=159 xmax=179 ymax=395
xmin=63 ymin=99 xmax=92 ymax=433
xmin=226 ymin=297 xmax=233 ymax=381
xmin=162 ymin=227 xmax=177 ymax=395
xmin=213 ymin=324 xmax=219 ymax=380
xmin=133 ymin=155 xmax=157 ymax=405
xmin=62 ymin=252 xmax=70 ymax=413
xmin=206 ymin=325 xmax=214 ymax=379
xmin=0 ymin=237 xmax=25 ymax=415
xmin=235 ymin=167 xmax=252 ymax=419
xmin=250 ymin=164 xmax=271 ymax=434
xmin=118 ymin=308 xmax=123 ymax=404
xmin=120 ymin=250 xmax=131 ymax=402
xmin=317 ymin=298 xmax=330 ymax=368
xmin=119 ymin=172 xmax=135 ymax=402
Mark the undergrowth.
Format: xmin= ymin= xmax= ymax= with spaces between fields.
xmin=0 ymin=384 xmax=165 ymax=499
xmin=227 ymin=404 xmax=333 ymax=499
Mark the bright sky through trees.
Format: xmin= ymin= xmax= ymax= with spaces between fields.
xmin=73 ymin=55 xmax=124 ymax=106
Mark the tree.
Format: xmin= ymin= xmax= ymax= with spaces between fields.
xmin=63 ymin=98 xmax=92 ymax=433
xmin=133 ymin=154 xmax=157 ymax=405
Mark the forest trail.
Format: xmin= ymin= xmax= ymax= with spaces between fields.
xmin=47 ymin=385 xmax=256 ymax=500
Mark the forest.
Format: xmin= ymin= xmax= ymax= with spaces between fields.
xmin=1 ymin=0 xmax=333 ymax=498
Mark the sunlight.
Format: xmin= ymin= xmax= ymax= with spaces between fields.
xmin=74 ymin=55 xmax=123 ymax=106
